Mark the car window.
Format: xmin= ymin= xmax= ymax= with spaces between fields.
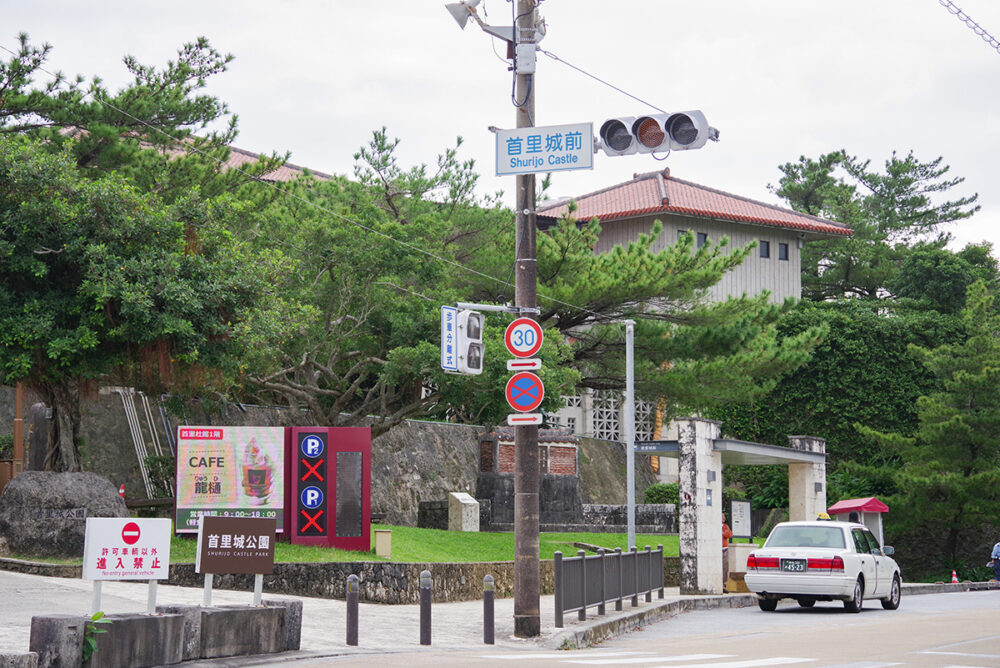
xmin=766 ymin=526 xmax=845 ymax=549
xmin=851 ymin=529 xmax=870 ymax=553
xmin=862 ymin=530 xmax=882 ymax=555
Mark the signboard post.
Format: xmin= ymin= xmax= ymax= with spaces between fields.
xmin=82 ymin=517 xmax=171 ymax=614
xmin=175 ymin=426 xmax=285 ymax=533
xmin=495 ymin=122 xmax=594 ymax=176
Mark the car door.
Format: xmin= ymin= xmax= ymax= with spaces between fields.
xmin=863 ymin=529 xmax=893 ymax=597
xmin=851 ymin=528 xmax=878 ymax=597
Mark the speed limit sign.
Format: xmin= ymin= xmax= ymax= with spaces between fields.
xmin=504 ymin=318 xmax=543 ymax=358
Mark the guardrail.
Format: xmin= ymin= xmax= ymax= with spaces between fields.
xmin=554 ymin=545 xmax=664 ymax=627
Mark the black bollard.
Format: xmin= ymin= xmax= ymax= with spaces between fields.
xmin=419 ymin=569 xmax=432 ymax=646
xmin=483 ymin=574 xmax=495 ymax=645
xmin=346 ymin=574 xmax=359 ymax=646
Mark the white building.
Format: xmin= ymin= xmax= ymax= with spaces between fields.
xmin=536 ymin=167 xmax=851 ymax=476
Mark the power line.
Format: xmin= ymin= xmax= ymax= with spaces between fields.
xmin=938 ymin=0 xmax=1000 ymax=55
xmin=539 ymin=48 xmax=668 ymax=114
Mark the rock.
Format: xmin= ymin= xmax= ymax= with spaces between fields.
xmin=0 ymin=471 xmax=128 ymax=558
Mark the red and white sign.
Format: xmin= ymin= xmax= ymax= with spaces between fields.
xmin=507 ymin=358 xmax=542 ymax=371
xmin=121 ymin=521 xmax=141 ymax=545
xmin=504 ymin=318 xmax=543 ymax=358
xmin=83 ymin=518 xmax=171 ymax=581
xmin=507 ymin=413 xmax=543 ymax=426
xmin=505 ymin=371 xmax=545 ymax=413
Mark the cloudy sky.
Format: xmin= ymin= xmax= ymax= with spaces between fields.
xmin=7 ymin=1 xmax=1000 ymax=249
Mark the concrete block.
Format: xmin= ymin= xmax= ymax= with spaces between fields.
xmin=264 ymin=599 xmax=303 ymax=650
xmin=201 ymin=606 xmax=284 ymax=658
xmin=91 ymin=613 xmax=185 ymax=668
xmin=448 ymin=492 xmax=479 ymax=532
xmin=29 ymin=614 xmax=87 ymax=668
xmin=374 ymin=529 xmax=392 ymax=558
xmin=156 ymin=605 xmax=202 ymax=660
xmin=0 ymin=652 xmax=39 ymax=668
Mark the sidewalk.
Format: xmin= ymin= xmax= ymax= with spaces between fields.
xmin=0 ymin=568 xmax=756 ymax=663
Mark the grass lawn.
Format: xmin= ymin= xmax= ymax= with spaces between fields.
xmin=5 ymin=526 xmax=681 ymax=565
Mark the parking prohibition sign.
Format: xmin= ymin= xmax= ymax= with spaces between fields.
xmin=505 ymin=372 xmax=545 ymax=412
xmin=504 ymin=318 xmax=543 ymax=358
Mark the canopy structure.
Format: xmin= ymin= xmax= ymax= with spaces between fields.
xmin=828 ymin=497 xmax=889 ymax=515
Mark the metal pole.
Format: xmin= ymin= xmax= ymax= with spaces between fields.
xmin=91 ymin=580 xmax=102 ymax=616
xmin=625 ymin=320 xmax=636 ymax=550
xmin=346 ymin=574 xmax=359 ymax=646
xmin=146 ymin=579 xmax=157 ymax=615
xmin=203 ymin=573 xmax=213 ymax=607
xmin=419 ymin=570 xmax=432 ymax=646
xmin=553 ymin=551 xmax=563 ymax=628
xmin=13 ymin=383 xmax=24 ymax=474
xmin=253 ymin=573 xmax=263 ymax=606
xmin=483 ymin=575 xmax=495 ymax=645
xmin=513 ymin=0 xmax=540 ymax=640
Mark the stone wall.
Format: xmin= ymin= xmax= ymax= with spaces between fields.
xmin=475 ymin=472 xmax=583 ymax=525
xmin=581 ymin=503 xmax=677 ymax=533
xmin=3 ymin=387 xmax=658 ymax=527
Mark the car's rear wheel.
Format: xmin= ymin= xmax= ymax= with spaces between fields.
xmin=758 ymin=598 xmax=778 ymax=612
xmin=881 ymin=574 xmax=901 ymax=610
xmin=843 ymin=577 xmax=864 ymax=613
xmin=797 ymin=598 xmax=816 ymax=608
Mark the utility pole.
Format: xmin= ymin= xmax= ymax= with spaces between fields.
xmin=512 ymin=0 xmax=540 ymax=639
xmin=624 ymin=321 xmax=636 ymax=550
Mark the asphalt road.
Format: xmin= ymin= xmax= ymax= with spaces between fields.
xmin=270 ymin=590 xmax=1000 ymax=668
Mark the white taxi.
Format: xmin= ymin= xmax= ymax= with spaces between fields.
xmin=744 ymin=520 xmax=901 ymax=612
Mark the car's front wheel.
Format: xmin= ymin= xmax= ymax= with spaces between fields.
xmin=844 ymin=577 xmax=864 ymax=613
xmin=881 ymin=574 xmax=901 ymax=610
xmin=758 ymin=597 xmax=778 ymax=612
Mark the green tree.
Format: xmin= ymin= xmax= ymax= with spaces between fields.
xmin=858 ymin=281 xmax=1000 ymax=574
xmin=773 ymin=150 xmax=979 ymax=301
xmin=0 ymin=137 xmax=291 ymax=470
xmin=888 ymin=243 xmax=998 ymax=313
xmin=1 ymin=33 xmax=285 ymax=202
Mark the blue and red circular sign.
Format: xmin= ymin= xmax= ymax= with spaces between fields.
xmin=505 ymin=371 xmax=545 ymax=412
xmin=504 ymin=318 xmax=543 ymax=358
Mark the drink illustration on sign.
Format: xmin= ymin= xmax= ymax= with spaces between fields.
xmin=241 ymin=437 xmax=274 ymax=506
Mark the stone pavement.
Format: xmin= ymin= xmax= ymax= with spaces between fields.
xmin=2 ymin=569 xmax=990 ymax=666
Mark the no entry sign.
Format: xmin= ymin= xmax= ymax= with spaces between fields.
xmin=504 ymin=318 xmax=543 ymax=358
xmin=121 ymin=522 xmax=141 ymax=545
xmin=505 ymin=371 xmax=545 ymax=412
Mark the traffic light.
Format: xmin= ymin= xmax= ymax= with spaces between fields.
xmin=456 ymin=309 xmax=484 ymax=375
xmin=598 ymin=111 xmax=719 ymax=156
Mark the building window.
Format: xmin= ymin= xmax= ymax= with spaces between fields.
xmin=759 ymin=240 xmax=770 ymax=258
xmin=677 ymin=229 xmax=687 ymax=242
xmin=592 ymin=391 xmax=620 ymax=441
xmin=566 ymin=417 xmax=577 ymax=433
xmin=697 ymin=232 xmax=708 ymax=248
xmin=778 ymin=242 xmax=789 ymax=261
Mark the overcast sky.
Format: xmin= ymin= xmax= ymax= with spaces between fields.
xmin=7 ymin=1 xmax=1000 ymax=250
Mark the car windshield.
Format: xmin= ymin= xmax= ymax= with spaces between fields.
xmin=766 ymin=525 xmax=846 ymax=549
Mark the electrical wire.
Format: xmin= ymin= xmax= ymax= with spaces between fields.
xmin=0 ymin=40 xmax=604 ymax=322
xmin=938 ymin=0 xmax=1000 ymax=55
xmin=539 ymin=48 xmax=668 ymax=114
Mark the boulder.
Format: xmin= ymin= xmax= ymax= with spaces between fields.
xmin=0 ymin=471 xmax=128 ymax=558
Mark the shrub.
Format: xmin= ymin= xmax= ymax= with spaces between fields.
xmin=642 ymin=483 xmax=679 ymax=505
xmin=0 ymin=434 xmax=12 ymax=459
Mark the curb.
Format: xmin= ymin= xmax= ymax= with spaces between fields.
xmin=545 ymin=593 xmax=758 ymax=649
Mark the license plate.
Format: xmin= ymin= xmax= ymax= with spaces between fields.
xmin=781 ymin=559 xmax=806 ymax=572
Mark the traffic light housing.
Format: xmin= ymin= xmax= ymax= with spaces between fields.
xmin=598 ymin=111 xmax=718 ymax=156
xmin=456 ymin=309 xmax=484 ymax=375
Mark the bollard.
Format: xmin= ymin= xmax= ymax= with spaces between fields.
xmin=554 ymin=551 xmax=564 ymax=628
xmin=658 ymin=544 xmax=665 ymax=598
xmin=631 ymin=546 xmax=639 ymax=607
xmin=419 ymin=570 xmax=432 ymax=646
xmin=578 ymin=549 xmax=587 ymax=622
xmin=483 ymin=575 xmax=495 ymax=645
xmin=597 ymin=549 xmax=606 ymax=616
xmin=346 ymin=574 xmax=359 ymax=646
xmin=615 ymin=547 xmax=623 ymax=611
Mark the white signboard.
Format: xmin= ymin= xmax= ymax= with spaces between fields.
xmin=495 ymin=122 xmax=594 ymax=176
xmin=730 ymin=499 xmax=752 ymax=539
xmin=82 ymin=517 xmax=172 ymax=580
xmin=441 ymin=305 xmax=458 ymax=371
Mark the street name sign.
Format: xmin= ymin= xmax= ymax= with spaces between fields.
xmin=495 ymin=122 xmax=594 ymax=176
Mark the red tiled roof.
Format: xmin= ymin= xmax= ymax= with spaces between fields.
xmin=537 ymin=169 xmax=851 ymax=237
xmin=223 ymin=145 xmax=333 ymax=183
